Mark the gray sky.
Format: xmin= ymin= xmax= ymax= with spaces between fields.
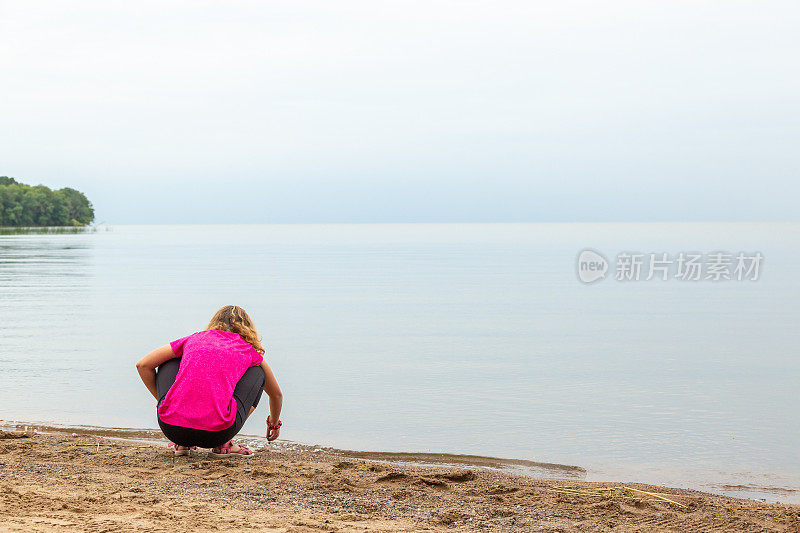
xmin=1 ymin=1 xmax=798 ymax=224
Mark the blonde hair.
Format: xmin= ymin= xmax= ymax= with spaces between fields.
xmin=206 ymin=305 xmax=265 ymax=355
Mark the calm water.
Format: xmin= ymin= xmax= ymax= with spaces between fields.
xmin=1 ymin=223 xmax=798 ymax=501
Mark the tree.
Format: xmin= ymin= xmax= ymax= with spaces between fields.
xmin=58 ymin=187 xmax=95 ymax=225
xmin=0 ymin=176 xmax=95 ymax=226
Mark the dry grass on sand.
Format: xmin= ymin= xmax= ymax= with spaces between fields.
xmin=0 ymin=430 xmax=799 ymax=532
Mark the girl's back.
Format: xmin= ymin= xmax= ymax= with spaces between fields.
xmin=157 ymin=329 xmax=264 ymax=431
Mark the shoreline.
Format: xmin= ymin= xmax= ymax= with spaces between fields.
xmin=0 ymin=419 xmax=800 ymax=505
xmin=0 ymin=419 xmax=589 ymax=479
xmin=1 ymin=423 xmax=799 ymax=531
xmin=2 ymin=419 xmax=798 ymax=505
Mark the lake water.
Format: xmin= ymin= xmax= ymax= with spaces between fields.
xmin=1 ymin=223 xmax=798 ymax=502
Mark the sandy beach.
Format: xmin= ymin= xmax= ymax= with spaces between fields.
xmin=1 ymin=426 xmax=798 ymax=532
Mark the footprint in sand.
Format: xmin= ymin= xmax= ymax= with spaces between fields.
xmin=375 ymin=472 xmax=409 ymax=483
xmin=434 ymin=471 xmax=476 ymax=482
xmin=414 ymin=478 xmax=449 ymax=489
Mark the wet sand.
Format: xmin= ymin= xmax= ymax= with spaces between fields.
xmin=1 ymin=426 xmax=799 ymax=532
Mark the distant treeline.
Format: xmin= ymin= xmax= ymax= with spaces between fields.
xmin=0 ymin=176 xmax=94 ymax=227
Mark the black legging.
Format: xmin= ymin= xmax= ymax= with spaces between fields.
xmin=155 ymin=358 xmax=265 ymax=448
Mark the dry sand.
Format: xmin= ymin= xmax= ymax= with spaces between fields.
xmin=1 ymin=428 xmax=799 ymax=532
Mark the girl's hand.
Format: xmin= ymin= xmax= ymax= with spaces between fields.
xmin=267 ymin=415 xmax=282 ymax=441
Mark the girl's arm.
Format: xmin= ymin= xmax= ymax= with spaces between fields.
xmin=135 ymin=344 xmax=177 ymax=400
xmin=259 ymin=359 xmax=283 ymax=441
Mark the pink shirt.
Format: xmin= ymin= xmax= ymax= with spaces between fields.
xmin=157 ymin=330 xmax=264 ymax=431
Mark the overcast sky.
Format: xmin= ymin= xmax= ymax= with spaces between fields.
xmin=1 ymin=1 xmax=798 ymax=224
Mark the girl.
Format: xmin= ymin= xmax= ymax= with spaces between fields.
xmin=136 ymin=305 xmax=283 ymax=456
